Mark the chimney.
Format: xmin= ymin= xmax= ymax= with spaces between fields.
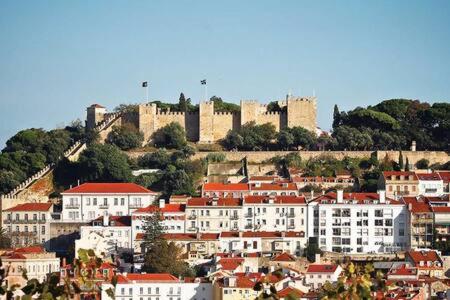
xmin=62 ymin=257 xmax=67 ymax=267
xmin=315 ymin=253 xmax=321 ymax=264
xmin=212 ymin=198 xmax=218 ymax=206
xmin=159 ymin=199 xmax=166 ymax=209
xmin=196 ymin=232 xmax=201 ymax=240
xmin=378 ymin=190 xmax=386 ymax=203
xmin=77 ymin=179 xmax=80 ymax=186
xmin=310 ymin=190 xmax=314 ymax=199
xmin=227 ymin=276 xmax=236 ymax=287
xmin=411 ymin=141 xmax=416 ymax=152
xmin=103 ymin=213 xmax=109 ymax=226
xmin=337 ymin=190 xmax=344 ymax=203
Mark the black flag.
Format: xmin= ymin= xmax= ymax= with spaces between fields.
xmin=201 ymin=79 xmax=206 ymax=85
xmin=142 ymin=81 xmax=148 ymax=87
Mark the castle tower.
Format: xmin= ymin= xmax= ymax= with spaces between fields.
xmin=86 ymin=104 xmax=106 ymax=130
xmin=286 ymin=95 xmax=317 ymax=132
xmin=240 ymin=100 xmax=260 ymax=126
xmin=138 ymin=103 xmax=157 ymax=144
xmin=199 ymin=101 xmax=214 ymax=143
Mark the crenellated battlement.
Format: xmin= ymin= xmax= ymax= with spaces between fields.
xmin=88 ymin=94 xmax=317 ymax=144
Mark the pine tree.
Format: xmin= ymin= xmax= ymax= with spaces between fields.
xmin=142 ymin=209 xmax=164 ymax=252
xmin=178 ymin=93 xmax=187 ymax=111
xmin=399 ymin=151 xmax=404 ymax=170
xmin=332 ymin=104 xmax=340 ymax=129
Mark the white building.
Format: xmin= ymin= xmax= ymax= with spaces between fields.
xmin=219 ymin=231 xmax=306 ymax=256
xmin=249 ymin=182 xmax=299 ymax=196
xmin=101 ymin=273 xmax=213 ymax=300
xmin=132 ymin=200 xmax=185 ymax=236
xmin=0 ymin=246 xmax=60 ymax=289
xmin=308 ymin=191 xmax=408 ymax=254
xmin=242 ymin=195 xmax=307 ymax=232
xmin=2 ymin=202 xmax=53 ymax=248
xmin=76 ymin=215 xmax=132 ymax=259
xmin=61 ymin=183 xmax=156 ymax=222
xmin=417 ymin=173 xmax=444 ymax=196
xmin=304 ymin=263 xmax=342 ymax=290
xmin=185 ymin=198 xmax=242 ymax=233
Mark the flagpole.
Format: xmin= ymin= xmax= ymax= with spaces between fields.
xmin=146 ymin=84 xmax=149 ymax=102
xmin=205 ymin=84 xmax=208 ymax=101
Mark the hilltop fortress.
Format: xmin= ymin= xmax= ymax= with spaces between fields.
xmin=86 ymin=95 xmax=317 ymax=144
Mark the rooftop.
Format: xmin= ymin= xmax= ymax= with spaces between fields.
xmin=306 ymin=264 xmax=338 ymax=273
xmin=4 ymin=202 xmax=52 ymax=212
xmin=244 ymin=195 xmax=306 ymax=204
xmin=203 ymin=183 xmax=249 ymax=191
xmin=187 ymin=197 xmax=241 ymax=207
xmin=134 ymin=203 xmax=185 ymax=213
xmin=116 ymin=273 xmax=179 ymax=283
xmin=62 ymin=183 xmax=155 ymax=194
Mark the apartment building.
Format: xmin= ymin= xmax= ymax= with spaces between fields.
xmin=304 ymin=263 xmax=342 ymax=290
xmin=219 ymin=231 xmax=306 ymax=256
xmin=132 ymin=200 xmax=186 ymax=249
xmin=379 ymin=171 xmax=419 ymax=198
xmin=242 ymin=195 xmax=306 ymax=232
xmin=202 ymin=183 xmax=249 ymax=198
xmin=61 ymin=183 xmax=156 ymax=222
xmin=2 ymin=202 xmax=53 ymax=248
xmin=101 ymin=273 xmax=213 ymax=300
xmin=248 ymin=182 xmax=299 ymax=196
xmin=405 ymin=250 xmax=444 ymax=278
xmin=308 ymin=191 xmax=409 ymax=254
xmin=0 ymin=246 xmax=60 ymax=289
xmin=76 ymin=215 xmax=132 ymax=258
xmin=402 ymin=196 xmax=434 ymax=249
xmin=439 ymin=171 xmax=450 ymax=194
xmin=417 ymin=173 xmax=444 ymax=196
xmin=185 ymin=198 xmax=242 ymax=233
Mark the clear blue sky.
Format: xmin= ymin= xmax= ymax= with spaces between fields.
xmin=1 ymin=0 xmax=450 ymax=147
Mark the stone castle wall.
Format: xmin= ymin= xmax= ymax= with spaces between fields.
xmin=112 ymin=96 xmax=317 ymax=144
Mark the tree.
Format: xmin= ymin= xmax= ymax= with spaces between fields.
xmin=138 ymin=149 xmax=171 ymax=169
xmin=332 ymin=104 xmax=340 ymax=129
xmin=0 ymin=228 xmax=11 ymax=249
xmin=405 ymin=157 xmax=410 ymax=171
xmin=143 ymin=239 xmax=194 ymax=277
xmin=78 ymin=144 xmax=132 ymax=182
xmin=416 ymin=158 xmax=430 ymax=169
xmin=304 ymin=241 xmax=322 ymax=263
xmin=398 ymin=151 xmax=404 ymax=171
xmin=277 ymin=130 xmax=295 ymax=150
xmin=151 ymin=122 xmax=187 ymax=149
xmin=210 ymin=96 xmax=240 ymax=113
xmin=206 ymin=152 xmax=226 ymax=163
xmin=106 ymin=124 xmax=144 ymax=150
xmin=142 ymin=210 xmax=164 ymax=252
xmin=223 ymin=122 xmax=276 ymax=151
xmin=0 ymin=170 xmax=20 ymax=194
xmin=178 ymin=93 xmax=188 ymax=111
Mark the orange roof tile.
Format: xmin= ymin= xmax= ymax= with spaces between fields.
xmin=117 ymin=273 xmax=179 ymax=283
xmin=306 ymin=264 xmax=338 ymax=273
xmin=312 ymin=192 xmax=401 ymax=205
xmin=63 ymin=183 xmax=155 ymax=194
xmin=250 ymin=182 xmax=297 ymax=191
xmin=134 ymin=204 xmax=185 ymax=213
xmin=277 ymin=286 xmax=304 ymax=298
xmin=187 ymin=197 xmax=241 ymax=207
xmin=4 ymin=202 xmax=52 ymax=212
xmin=272 ymin=252 xmax=296 ymax=262
xmin=244 ymin=195 xmax=306 ymax=204
xmin=416 ymin=173 xmax=442 ymax=181
xmin=203 ymin=183 xmax=249 ymax=191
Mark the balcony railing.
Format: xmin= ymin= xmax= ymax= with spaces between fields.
xmin=287 ymin=213 xmax=296 ymax=218
xmin=65 ymin=205 xmax=79 ymax=209
xmin=129 ymin=204 xmax=143 ymax=209
xmin=99 ymin=205 xmax=109 ymax=209
xmin=3 ymin=219 xmax=44 ymax=224
xmin=187 ymin=227 xmax=197 ymax=232
xmin=287 ymin=224 xmax=295 ymax=229
xmin=188 ymin=215 xmax=197 ymax=220
xmin=230 ymin=215 xmax=239 ymax=220
xmin=245 ymin=213 xmax=253 ymax=218
xmin=245 ymin=224 xmax=253 ymax=229
xmin=231 ymin=227 xmax=239 ymax=231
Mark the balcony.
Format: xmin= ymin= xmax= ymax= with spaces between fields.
xmin=129 ymin=204 xmax=143 ymax=209
xmin=65 ymin=205 xmax=79 ymax=209
xmin=415 ymin=218 xmax=433 ymax=224
xmin=231 ymin=227 xmax=239 ymax=231
xmin=287 ymin=213 xmax=296 ymax=218
xmin=288 ymin=224 xmax=295 ymax=229
xmin=99 ymin=205 xmax=109 ymax=209
xmin=188 ymin=215 xmax=197 ymax=220
xmin=245 ymin=224 xmax=253 ymax=229
xmin=245 ymin=213 xmax=253 ymax=218
xmin=4 ymin=219 xmax=41 ymax=224
xmin=230 ymin=215 xmax=239 ymax=220
xmin=187 ymin=227 xmax=197 ymax=232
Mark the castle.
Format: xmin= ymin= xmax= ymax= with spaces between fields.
xmin=86 ymin=95 xmax=317 ymax=144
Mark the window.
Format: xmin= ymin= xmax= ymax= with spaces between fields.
xmin=25 ymin=214 xmax=28 ymax=221
xmin=93 ymin=198 xmax=97 ymax=205
xmin=33 ymin=214 xmax=37 ymax=220
xmin=114 ymin=198 xmax=118 ymax=205
xmin=121 ymin=198 xmax=125 ymax=205
xmin=103 ymin=198 xmax=108 ymax=206
xmin=375 ymin=210 xmax=383 ymax=217
xmin=375 ymin=219 xmax=383 ymax=226
xmin=385 ymin=219 xmax=393 ymax=226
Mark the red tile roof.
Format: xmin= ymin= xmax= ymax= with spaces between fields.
xmin=187 ymin=197 xmax=241 ymax=207
xmin=277 ymin=286 xmax=304 ymax=298
xmin=383 ymin=171 xmax=418 ymax=180
xmin=312 ymin=192 xmax=400 ymax=205
xmin=250 ymin=182 xmax=297 ymax=191
xmin=134 ymin=204 xmax=185 ymax=213
xmin=306 ymin=264 xmax=339 ymax=273
xmin=15 ymin=246 xmax=45 ymax=253
xmin=438 ymin=171 xmax=450 ymax=183
xmin=203 ymin=183 xmax=249 ymax=191
xmin=116 ymin=273 xmax=179 ymax=283
xmin=244 ymin=195 xmax=306 ymax=204
xmin=388 ymin=264 xmax=417 ymax=276
xmin=402 ymin=197 xmax=432 ymax=213
xmin=431 ymin=206 xmax=450 ymax=213
xmin=272 ymin=252 xmax=296 ymax=262
xmin=218 ymin=258 xmax=244 ymax=271
xmin=406 ymin=250 xmax=442 ymax=268
xmin=4 ymin=202 xmax=52 ymax=212
xmin=416 ymin=173 xmax=442 ymax=181
xmin=248 ymin=176 xmax=280 ymax=181
xmin=63 ymin=183 xmax=155 ymax=194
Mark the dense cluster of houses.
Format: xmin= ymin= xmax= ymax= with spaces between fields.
xmin=1 ymin=169 xmax=450 ymax=299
